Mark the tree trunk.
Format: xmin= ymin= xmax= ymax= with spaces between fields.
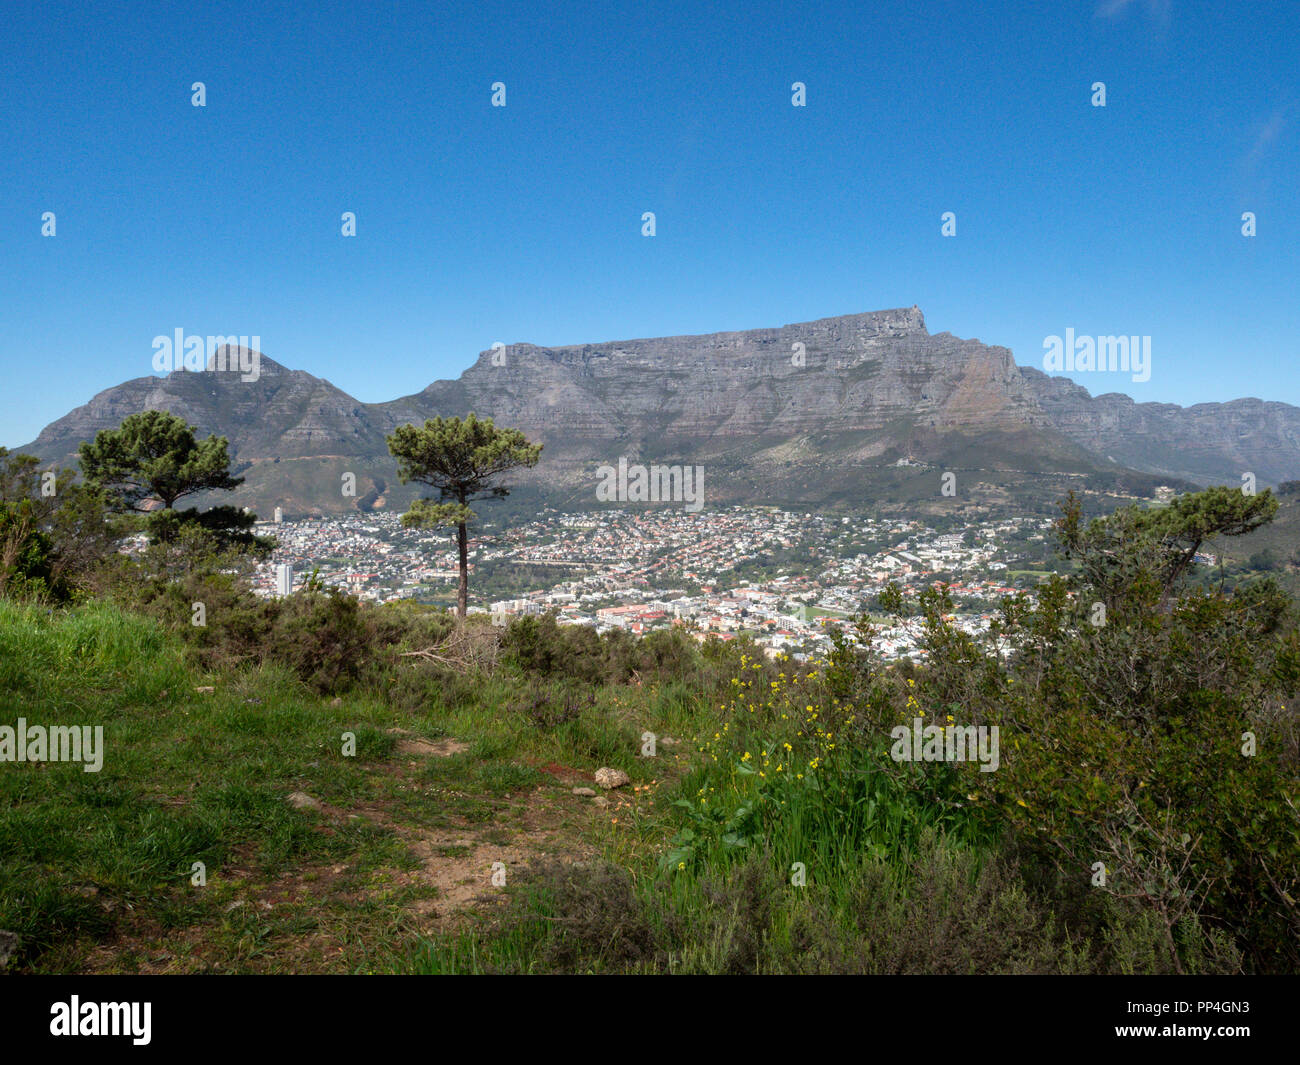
xmin=456 ymin=520 xmax=469 ymax=618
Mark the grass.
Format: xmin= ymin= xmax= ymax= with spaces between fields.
xmin=1 ymin=595 xmax=998 ymax=974
xmin=1 ymin=590 xmax=1263 ymax=976
xmin=806 ymin=606 xmax=852 ymax=620
xmin=0 ymin=598 xmax=698 ymax=973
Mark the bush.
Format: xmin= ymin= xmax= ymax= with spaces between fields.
xmin=0 ymin=501 xmax=56 ymax=599
xmin=122 ymin=569 xmax=426 ymax=694
xmin=501 ymin=613 xmax=682 ymax=686
xmin=463 ymin=834 xmax=1238 ymax=974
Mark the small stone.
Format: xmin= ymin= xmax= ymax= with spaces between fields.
xmin=593 ymin=796 xmax=610 ymax=807
xmin=0 ymin=930 xmax=18 ymax=970
xmin=287 ymin=791 xmax=320 ymax=810
xmin=572 ymin=787 xmax=596 ymax=797
xmin=594 ymin=767 xmax=630 ymax=790
xmin=194 ymin=686 xmax=215 ymax=695
xmin=330 ymin=697 xmax=343 ymax=707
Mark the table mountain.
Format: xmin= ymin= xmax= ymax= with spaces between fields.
xmin=16 ymin=307 xmax=1299 ymax=515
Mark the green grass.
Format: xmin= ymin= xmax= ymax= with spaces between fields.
xmin=0 ymin=598 xmax=702 ymax=973
xmin=402 ymin=649 xmax=1015 ymax=974
xmin=806 ymin=606 xmax=852 ymax=620
xmin=6 ymin=589 xmax=1253 ymax=976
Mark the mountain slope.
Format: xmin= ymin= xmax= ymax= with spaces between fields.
xmin=1022 ymin=369 xmax=1300 ymax=486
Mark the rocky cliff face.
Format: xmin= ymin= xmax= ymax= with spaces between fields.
xmin=385 ymin=307 xmax=1042 ymax=440
xmin=1021 ymin=369 xmax=1300 ymax=486
xmin=15 ymin=308 xmax=1300 ymax=514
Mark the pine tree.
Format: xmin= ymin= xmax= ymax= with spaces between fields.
xmin=387 ymin=414 xmax=542 ymax=618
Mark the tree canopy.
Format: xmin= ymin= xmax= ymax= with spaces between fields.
xmin=387 ymin=414 xmax=542 ymax=617
xmin=78 ymin=410 xmax=243 ymax=512
xmin=1056 ymin=484 xmax=1278 ymax=612
xmin=0 ymin=447 xmax=113 ymax=600
xmin=78 ymin=411 xmax=269 ymax=554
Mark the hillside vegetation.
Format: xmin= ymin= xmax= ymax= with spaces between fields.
xmin=2 ymin=484 xmax=1298 ymax=974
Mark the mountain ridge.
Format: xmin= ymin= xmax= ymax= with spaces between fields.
xmin=16 ymin=307 xmax=1300 ymax=515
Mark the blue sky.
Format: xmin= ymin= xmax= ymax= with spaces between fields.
xmin=2 ymin=0 xmax=1297 ymax=447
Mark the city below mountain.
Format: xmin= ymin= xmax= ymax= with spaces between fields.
xmin=18 ymin=307 xmax=1300 ymax=516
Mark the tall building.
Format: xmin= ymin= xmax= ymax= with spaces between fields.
xmin=275 ymin=563 xmax=293 ymax=597
xmin=274 ymin=506 xmax=283 ymax=524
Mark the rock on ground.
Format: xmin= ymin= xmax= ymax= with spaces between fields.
xmin=594 ymin=767 xmax=630 ymax=790
xmin=0 ymin=930 xmax=18 ymax=970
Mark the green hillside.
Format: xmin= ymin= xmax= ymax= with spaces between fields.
xmin=3 ymin=531 xmax=1297 ymax=974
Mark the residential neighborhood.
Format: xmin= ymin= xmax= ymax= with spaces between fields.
xmin=253 ymin=506 xmax=1054 ymax=661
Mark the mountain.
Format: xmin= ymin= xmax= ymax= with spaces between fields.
xmin=1020 ymin=370 xmax=1300 ymax=487
xmin=15 ymin=307 xmax=1300 ymax=516
xmin=19 ymin=354 xmax=399 ymax=515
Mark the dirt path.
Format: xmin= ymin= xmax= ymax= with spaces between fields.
xmin=79 ymin=730 xmax=614 ymax=973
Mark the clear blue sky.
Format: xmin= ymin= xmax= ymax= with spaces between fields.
xmin=2 ymin=0 xmax=1297 ymax=447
